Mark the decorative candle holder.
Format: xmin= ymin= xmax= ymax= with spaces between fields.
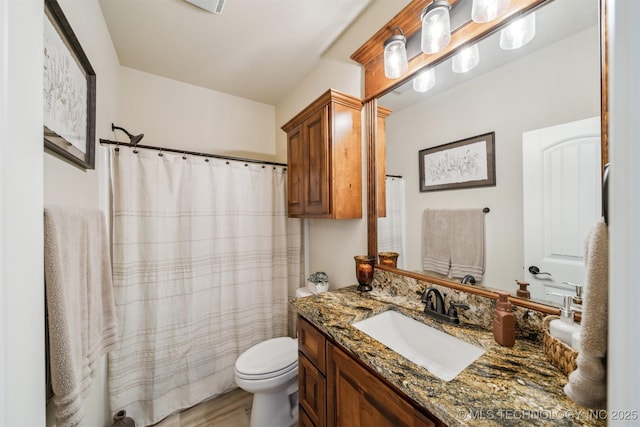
xmin=378 ymin=251 xmax=399 ymax=268
xmin=354 ymin=255 xmax=375 ymax=292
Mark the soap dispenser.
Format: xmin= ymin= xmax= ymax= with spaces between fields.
xmin=562 ymin=281 xmax=584 ymax=312
xmin=493 ymin=291 xmax=515 ymax=347
xmin=547 ymin=293 xmax=580 ymax=347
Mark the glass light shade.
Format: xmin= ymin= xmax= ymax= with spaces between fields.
xmin=471 ymin=0 xmax=510 ymax=23
xmin=499 ymin=12 xmax=536 ymax=50
xmin=452 ymin=44 xmax=480 ymax=73
xmin=421 ymin=2 xmax=451 ymax=55
xmin=413 ymin=68 xmax=436 ymax=93
xmin=383 ymin=35 xmax=408 ymax=79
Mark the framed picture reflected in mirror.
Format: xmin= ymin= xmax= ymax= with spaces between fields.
xmin=419 ymin=132 xmax=496 ymax=192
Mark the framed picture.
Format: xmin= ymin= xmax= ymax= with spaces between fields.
xmin=419 ymin=132 xmax=496 ymax=192
xmin=43 ymin=0 xmax=96 ymax=169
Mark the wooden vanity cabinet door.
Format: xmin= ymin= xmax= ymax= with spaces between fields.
xmin=302 ymin=107 xmax=331 ymax=216
xmin=281 ymin=89 xmax=362 ymax=219
xmin=298 ymin=316 xmax=327 ymax=427
xmin=299 ymin=353 xmax=326 ymax=427
xmin=327 ymin=343 xmax=436 ymax=427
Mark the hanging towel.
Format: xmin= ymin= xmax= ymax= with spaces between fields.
xmin=564 ymin=217 xmax=608 ymax=408
xmin=44 ymin=206 xmax=118 ymax=427
xmin=422 ymin=209 xmax=451 ymax=275
xmin=449 ymin=209 xmax=485 ymax=280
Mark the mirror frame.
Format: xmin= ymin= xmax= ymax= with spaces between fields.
xmin=352 ymin=0 xmax=609 ymax=314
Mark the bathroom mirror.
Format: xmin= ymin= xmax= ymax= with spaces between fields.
xmin=356 ymin=0 xmax=608 ymax=311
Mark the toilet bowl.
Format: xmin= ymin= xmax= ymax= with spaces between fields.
xmin=234 ymin=287 xmax=313 ymax=427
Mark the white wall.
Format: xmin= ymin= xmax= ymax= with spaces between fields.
xmin=117 ymin=67 xmax=277 ymax=161
xmin=274 ymin=0 xmax=411 ymax=289
xmin=43 ymin=0 xmax=121 ymax=425
xmin=0 ymin=0 xmax=45 ymax=425
xmin=608 ymin=0 xmax=640 ymax=417
xmin=276 ymin=58 xmax=366 ymax=289
xmin=384 ymin=26 xmax=600 ymax=292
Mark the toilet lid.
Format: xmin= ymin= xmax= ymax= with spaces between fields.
xmin=235 ymin=337 xmax=298 ymax=379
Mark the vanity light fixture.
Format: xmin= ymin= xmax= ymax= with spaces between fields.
xmin=413 ymin=67 xmax=436 ymax=93
xmin=499 ymin=12 xmax=536 ymax=50
xmin=452 ymin=44 xmax=480 ymax=73
xmin=471 ymin=0 xmax=510 ymax=23
xmin=420 ymin=0 xmax=452 ymax=55
xmin=383 ymin=27 xmax=409 ymax=79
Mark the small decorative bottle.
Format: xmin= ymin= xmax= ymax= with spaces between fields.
xmin=515 ymin=279 xmax=530 ymax=298
xmin=493 ymin=291 xmax=516 ymax=347
xmin=113 ymin=410 xmax=135 ymax=427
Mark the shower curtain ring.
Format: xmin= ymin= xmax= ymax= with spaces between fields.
xmin=182 ymin=152 xmax=187 ymax=160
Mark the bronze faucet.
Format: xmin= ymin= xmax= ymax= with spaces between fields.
xmin=420 ymin=287 xmax=469 ymax=325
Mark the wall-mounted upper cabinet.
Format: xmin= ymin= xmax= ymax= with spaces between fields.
xmin=282 ymin=89 xmax=363 ymax=219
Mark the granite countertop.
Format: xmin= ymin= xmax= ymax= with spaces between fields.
xmin=292 ymin=286 xmax=606 ymax=427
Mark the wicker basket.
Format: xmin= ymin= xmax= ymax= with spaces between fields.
xmin=542 ymin=315 xmax=578 ymax=375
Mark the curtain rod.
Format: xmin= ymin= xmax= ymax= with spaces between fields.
xmin=386 ymin=174 xmax=403 ymax=178
xmin=99 ymin=139 xmax=287 ymax=167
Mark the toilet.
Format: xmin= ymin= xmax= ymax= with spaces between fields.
xmin=234 ymin=287 xmax=313 ymax=427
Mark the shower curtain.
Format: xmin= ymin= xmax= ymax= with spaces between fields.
xmin=107 ymin=148 xmax=302 ymax=426
xmin=378 ymin=176 xmax=405 ymax=268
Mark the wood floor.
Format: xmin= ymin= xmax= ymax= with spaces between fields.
xmin=152 ymin=388 xmax=253 ymax=427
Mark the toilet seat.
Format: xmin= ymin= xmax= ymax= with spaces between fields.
xmin=235 ymin=337 xmax=298 ymax=380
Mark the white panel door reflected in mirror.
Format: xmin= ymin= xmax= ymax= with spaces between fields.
xmin=522 ymin=116 xmax=602 ymax=303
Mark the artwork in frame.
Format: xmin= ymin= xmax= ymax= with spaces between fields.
xmin=419 ymin=132 xmax=496 ymax=192
xmin=43 ymin=0 xmax=96 ymax=169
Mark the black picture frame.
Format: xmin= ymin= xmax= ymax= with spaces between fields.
xmin=419 ymin=132 xmax=496 ymax=192
xmin=43 ymin=0 xmax=96 ymax=170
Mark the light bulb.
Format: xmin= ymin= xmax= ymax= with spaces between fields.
xmin=452 ymin=44 xmax=480 ymax=73
xmin=421 ymin=1 xmax=451 ymax=55
xmin=471 ymin=0 xmax=510 ymax=23
xmin=413 ymin=68 xmax=436 ymax=93
xmin=500 ymin=12 xmax=536 ymax=50
xmin=384 ymin=34 xmax=408 ymax=79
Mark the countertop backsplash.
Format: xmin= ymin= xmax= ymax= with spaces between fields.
xmin=371 ymin=269 xmax=547 ymax=342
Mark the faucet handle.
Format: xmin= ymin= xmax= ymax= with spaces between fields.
xmin=447 ymin=301 xmax=470 ymax=321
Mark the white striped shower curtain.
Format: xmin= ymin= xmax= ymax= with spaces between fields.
xmin=378 ymin=176 xmax=405 ymax=268
xmin=107 ymin=147 xmax=302 ymax=426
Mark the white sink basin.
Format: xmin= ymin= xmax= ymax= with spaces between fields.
xmin=352 ymin=310 xmax=485 ymax=381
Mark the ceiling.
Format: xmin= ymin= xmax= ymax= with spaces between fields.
xmin=98 ymin=0 xmax=377 ymax=105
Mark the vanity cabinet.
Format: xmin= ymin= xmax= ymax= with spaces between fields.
xmin=298 ymin=317 xmax=327 ymax=427
xmin=282 ymin=89 xmax=363 ymax=219
xmin=297 ymin=315 xmax=441 ymax=427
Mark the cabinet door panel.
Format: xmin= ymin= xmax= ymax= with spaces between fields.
xmin=298 ymin=316 xmax=326 ymax=373
xmin=299 ymin=407 xmax=316 ymax=427
xmin=303 ymin=107 xmax=330 ymax=215
xmin=327 ymin=344 xmax=435 ymax=427
xmin=299 ymin=354 xmax=326 ymax=427
xmin=287 ymin=125 xmax=304 ymax=216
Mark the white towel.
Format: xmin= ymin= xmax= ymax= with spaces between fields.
xmin=449 ymin=209 xmax=485 ymax=280
xmin=422 ymin=209 xmax=451 ymax=275
xmin=564 ymin=217 xmax=608 ymax=408
xmin=422 ymin=208 xmax=485 ymax=280
xmin=44 ymin=206 xmax=118 ymax=426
